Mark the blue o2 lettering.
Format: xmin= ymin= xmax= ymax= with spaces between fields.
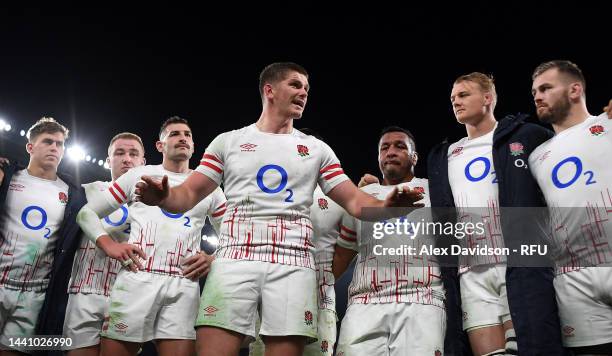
xmin=104 ymin=205 xmax=129 ymax=227
xmin=552 ymin=156 xmax=596 ymax=189
xmin=257 ymin=165 xmax=288 ymax=193
xmin=257 ymin=165 xmax=294 ymax=202
xmin=21 ymin=206 xmax=48 ymax=230
xmin=160 ymin=209 xmax=183 ymax=219
xmin=160 ymin=208 xmax=191 ymax=227
xmin=465 ymin=157 xmax=492 ymax=183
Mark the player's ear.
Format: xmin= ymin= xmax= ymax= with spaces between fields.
xmin=155 ymin=140 xmax=164 ymax=153
xmin=26 ymin=142 xmax=33 ymax=154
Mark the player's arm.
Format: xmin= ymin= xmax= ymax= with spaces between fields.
xmin=327 ymin=180 xmax=424 ymax=221
xmin=0 ymin=157 xmax=9 ymax=185
xmin=332 ymin=215 xmax=359 ymax=278
xmin=77 ymin=177 xmax=145 ymax=270
xmin=136 ymin=172 xmax=219 ymax=214
xmin=332 ymin=245 xmax=357 ymax=279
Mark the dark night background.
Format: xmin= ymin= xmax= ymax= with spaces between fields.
xmin=1 ymin=4 xmax=610 ymax=183
xmin=0 ymin=4 xmax=609 ymax=355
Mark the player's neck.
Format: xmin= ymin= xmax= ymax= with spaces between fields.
xmin=26 ymin=162 xmax=58 ymax=181
xmin=383 ymin=173 xmax=414 ymax=186
xmin=551 ymin=103 xmax=590 ymax=134
xmin=465 ymin=114 xmax=496 ymax=140
xmin=256 ymin=110 xmax=294 ymax=134
xmin=162 ymin=158 xmax=190 ymax=174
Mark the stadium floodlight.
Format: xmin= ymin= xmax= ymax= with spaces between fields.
xmin=4 ymin=124 xmax=11 ymax=132
xmin=98 ymin=160 xmax=104 ymax=166
xmin=0 ymin=119 xmax=6 ymax=131
xmin=85 ymin=155 xmax=92 ymax=162
xmin=20 ymin=130 xmax=26 ymax=136
xmin=103 ymin=162 xmax=110 ymax=169
xmin=67 ymin=145 xmax=87 ymax=161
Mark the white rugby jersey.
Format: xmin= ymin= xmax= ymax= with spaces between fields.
xmin=195 ymin=125 xmax=349 ymax=268
xmin=529 ymin=114 xmax=612 ymax=273
xmin=68 ymin=181 xmax=131 ymax=295
xmin=447 ymin=126 xmax=506 ymax=268
xmin=0 ymin=170 xmax=68 ymax=291
xmin=86 ymin=165 xmax=226 ymax=276
xmin=337 ymin=180 xmax=445 ymax=307
xmin=311 ymin=185 xmax=344 ymax=310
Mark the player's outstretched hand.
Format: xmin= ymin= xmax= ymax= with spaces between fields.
xmin=383 ymin=185 xmax=425 ymax=208
xmin=358 ymin=173 xmax=380 ymax=188
xmin=181 ymin=252 xmax=215 ymax=280
xmin=135 ymin=175 xmax=169 ymax=206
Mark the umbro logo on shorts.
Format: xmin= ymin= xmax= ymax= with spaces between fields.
xmin=240 ymin=143 xmax=257 ymax=152
xmin=115 ymin=323 xmax=128 ymax=331
xmin=203 ymin=305 xmax=219 ymax=315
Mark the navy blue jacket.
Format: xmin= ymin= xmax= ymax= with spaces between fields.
xmin=1 ymin=161 xmax=86 ymax=355
xmin=427 ymin=114 xmax=566 ymax=355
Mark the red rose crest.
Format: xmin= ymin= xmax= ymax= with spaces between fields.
xmin=297 ymin=144 xmax=309 ymax=157
xmin=59 ymin=191 xmax=69 ymax=204
xmin=589 ymin=125 xmax=604 ymax=136
xmin=321 ymin=340 xmax=329 ymax=352
xmin=509 ymin=142 xmax=524 ymax=156
xmin=318 ymin=198 xmax=329 ymax=210
xmin=304 ymin=310 xmax=313 ymax=326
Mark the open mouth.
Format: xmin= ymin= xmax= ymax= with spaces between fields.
xmin=292 ymin=99 xmax=305 ymax=108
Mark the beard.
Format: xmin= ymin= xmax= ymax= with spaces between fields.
xmin=537 ymin=94 xmax=571 ymax=124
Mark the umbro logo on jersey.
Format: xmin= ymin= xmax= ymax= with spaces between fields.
xmin=9 ymin=183 xmax=25 ymax=192
xmin=509 ymin=142 xmax=524 ymax=156
xmin=59 ymin=191 xmax=69 ymax=204
xmin=240 ymin=143 xmax=257 ymax=152
xmin=562 ymin=325 xmax=575 ymax=337
xmin=203 ymin=305 xmax=219 ymax=315
xmin=451 ymin=146 xmax=463 ymax=157
xmin=538 ymin=150 xmax=551 ymax=162
xmin=589 ymin=124 xmax=605 ymax=136
xmin=297 ymin=144 xmax=309 ymax=157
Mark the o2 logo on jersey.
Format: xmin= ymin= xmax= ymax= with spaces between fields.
xmin=20 ymin=206 xmax=51 ymax=238
xmin=104 ymin=205 xmax=129 ymax=226
xmin=256 ymin=164 xmax=294 ymax=202
xmin=464 ymin=157 xmax=497 ymax=184
xmin=160 ymin=209 xmax=192 ymax=227
xmin=551 ymin=156 xmax=596 ymax=189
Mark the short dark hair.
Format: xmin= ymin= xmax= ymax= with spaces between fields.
xmin=379 ymin=126 xmax=417 ymax=151
xmin=298 ymin=127 xmax=323 ymax=141
xmin=159 ymin=116 xmax=191 ymax=139
xmin=532 ymin=60 xmax=586 ymax=93
xmin=108 ymin=132 xmax=145 ymax=155
xmin=259 ymin=62 xmax=309 ymax=99
xmin=27 ymin=117 xmax=69 ymax=143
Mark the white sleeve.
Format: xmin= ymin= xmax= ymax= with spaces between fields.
xmin=77 ymin=172 xmax=137 ymax=242
xmin=194 ymin=132 xmax=227 ymax=186
xmin=317 ymin=140 xmax=350 ymax=194
xmin=77 ymin=205 xmax=109 ymax=243
xmin=337 ymin=211 xmax=358 ymax=251
xmin=207 ymin=187 xmax=227 ymax=234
